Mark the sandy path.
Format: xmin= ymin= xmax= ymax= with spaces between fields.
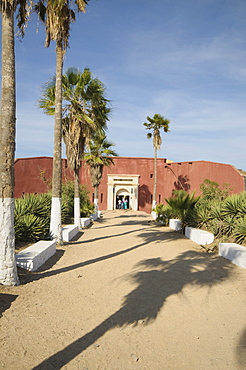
xmin=0 ymin=210 xmax=246 ymax=370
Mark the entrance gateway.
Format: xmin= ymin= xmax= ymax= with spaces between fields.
xmin=107 ymin=174 xmax=140 ymax=211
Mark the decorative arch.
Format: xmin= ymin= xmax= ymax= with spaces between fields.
xmin=107 ymin=174 xmax=140 ymax=211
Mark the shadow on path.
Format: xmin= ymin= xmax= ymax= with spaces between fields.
xmin=236 ymin=327 xmax=246 ymax=368
xmin=0 ymin=293 xmax=18 ymax=318
xmin=33 ymin=250 xmax=233 ymax=369
xmin=20 ymin=226 xmax=184 ymax=284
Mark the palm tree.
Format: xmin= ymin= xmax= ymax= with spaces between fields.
xmin=0 ymin=0 xmax=29 ymax=285
xmin=34 ymin=0 xmax=90 ymax=243
xmin=143 ymin=113 xmax=170 ymax=210
xmin=39 ymin=67 xmax=111 ymax=228
xmin=84 ymin=132 xmax=118 ymax=214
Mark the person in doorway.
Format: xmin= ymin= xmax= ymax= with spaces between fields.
xmin=117 ymin=198 xmax=122 ymax=209
xmin=123 ymin=197 xmax=128 ymax=209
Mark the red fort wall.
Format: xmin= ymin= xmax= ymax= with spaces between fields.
xmin=14 ymin=156 xmax=245 ymax=214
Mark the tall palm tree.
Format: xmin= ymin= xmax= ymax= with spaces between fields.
xmin=34 ymin=0 xmax=90 ymax=243
xmin=84 ymin=132 xmax=118 ymax=213
xmin=39 ymin=67 xmax=111 ymax=228
xmin=143 ymin=113 xmax=170 ymax=209
xmin=0 ymin=0 xmax=29 ymax=285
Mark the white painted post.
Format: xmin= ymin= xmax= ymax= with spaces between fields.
xmin=50 ymin=197 xmax=63 ymax=244
xmin=74 ymin=196 xmax=82 ymax=229
xmin=0 ymin=198 xmax=19 ymax=285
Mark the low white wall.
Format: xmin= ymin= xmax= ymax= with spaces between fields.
xmin=185 ymin=227 xmax=214 ymax=246
xmin=16 ymin=240 xmax=56 ymax=271
xmin=219 ymin=243 xmax=246 ymax=269
xmin=169 ymin=219 xmax=182 ymax=231
xmin=81 ymin=218 xmax=91 ymax=228
xmin=62 ymin=225 xmax=79 ymax=242
xmin=90 ymin=213 xmax=97 ymax=221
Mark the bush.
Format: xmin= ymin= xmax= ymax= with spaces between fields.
xmin=15 ymin=182 xmax=94 ymax=243
xmin=155 ymin=204 xmax=175 ymax=225
xmin=61 ymin=181 xmax=94 ymax=223
xmin=165 ymin=190 xmax=200 ymax=233
xmin=15 ymin=193 xmax=51 ymax=242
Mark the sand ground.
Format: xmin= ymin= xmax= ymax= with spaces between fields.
xmin=0 ymin=210 xmax=246 ymax=370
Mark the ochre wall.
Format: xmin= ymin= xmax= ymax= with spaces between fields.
xmin=14 ymin=156 xmax=245 ymax=214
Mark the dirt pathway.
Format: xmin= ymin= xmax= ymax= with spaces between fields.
xmin=0 ymin=210 xmax=246 ymax=369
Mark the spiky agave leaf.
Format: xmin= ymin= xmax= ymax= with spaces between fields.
xmin=15 ymin=214 xmax=50 ymax=242
xmin=222 ymin=194 xmax=244 ymax=218
xmin=234 ymin=216 xmax=246 ymax=245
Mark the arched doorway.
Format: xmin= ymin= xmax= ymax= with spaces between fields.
xmin=116 ymin=189 xmax=130 ymax=209
xmin=107 ymin=174 xmax=140 ymax=211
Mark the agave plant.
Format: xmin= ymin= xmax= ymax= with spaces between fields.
xmin=221 ymin=193 xmax=246 ymax=219
xmin=234 ymin=216 xmax=246 ymax=245
xmin=15 ymin=194 xmax=52 ymax=242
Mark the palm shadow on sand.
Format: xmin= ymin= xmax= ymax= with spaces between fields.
xmin=236 ymin=327 xmax=246 ymax=368
xmin=33 ymin=250 xmax=233 ymax=369
xmin=20 ymin=225 xmax=183 ymax=284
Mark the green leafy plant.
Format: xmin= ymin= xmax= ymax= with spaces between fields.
xmin=165 ymin=190 xmax=200 ymax=233
xmin=155 ymin=204 xmax=175 ymax=225
xmin=199 ymin=179 xmax=232 ymax=202
xmin=234 ymin=216 xmax=246 ymax=244
xmin=61 ymin=181 xmax=94 ymax=223
xmin=15 ymin=194 xmax=51 ymax=242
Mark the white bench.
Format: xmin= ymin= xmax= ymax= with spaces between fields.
xmin=90 ymin=213 xmax=98 ymax=221
xmin=169 ymin=219 xmax=182 ymax=231
xmin=185 ymin=227 xmax=214 ymax=246
xmin=15 ymin=240 xmax=56 ymax=271
xmin=90 ymin=211 xmax=102 ymax=221
xmin=81 ymin=218 xmax=91 ymax=228
xmin=62 ymin=225 xmax=79 ymax=242
xmin=219 ymin=243 xmax=246 ymax=269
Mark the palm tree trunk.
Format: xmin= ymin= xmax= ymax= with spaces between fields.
xmin=0 ymin=7 xmax=19 ymax=285
xmin=153 ymin=146 xmax=157 ymax=209
xmin=74 ymin=167 xmax=82 ymax=229
xmin=50 ymin=41 xmax=63 ymax=244
xmin=94 ymin=185 xmax=99 ymax=212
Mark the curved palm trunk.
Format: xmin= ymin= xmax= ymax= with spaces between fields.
xmin=0 ymin=8 xmax=19 ymax=285
xmin=50 ymin=42 xmax=63 ymax=244
xmin=74 ymin=167 xmax=82 ymax=229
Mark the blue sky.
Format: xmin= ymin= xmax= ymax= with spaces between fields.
xmin=4 ymin=0 xmax=246 ymax=169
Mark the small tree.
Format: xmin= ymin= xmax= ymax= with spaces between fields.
xmin=39 ymin=67 xmax=111 ymax=228
xmin=34 ymin=0 xmax=90 ymax=242
xmin=0 ymin=0 xmax=30 ymax=285
xmin=84 ymin=132 xmax=117 ymax=213
xmin=143 ymin=114 xmax=170 ymax=209
xmin=200 ymin=179 xmax=232 ymax=202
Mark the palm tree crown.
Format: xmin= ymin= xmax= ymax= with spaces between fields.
xmin=84 ymin=132 xmax=118 ymax=188
xmin=143 ymin=113 xmax=170 ymax=150
xmin=34 ymin=0 xmax=89 ymax=50
xmin=39 ymin=67 xmax=111 ymax=172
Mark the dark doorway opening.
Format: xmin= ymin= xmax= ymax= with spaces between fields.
xmin=116 ymin=195 xmax=130 ymax=209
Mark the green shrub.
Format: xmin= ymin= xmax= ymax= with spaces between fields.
xmin=14 ymin=184 xmax=94 ymax=243
xmin=165 ymin=190 xmax=200 ymax=232
xmin=15 ymin=194 xmax=51 ymax=242
xmin=234 ymin=216 xmax=246 ymax=244
xmin=155 ymin=204 xmax=175 ymax=225
xmin=61 ymin=181 xmax=94 ymax=222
